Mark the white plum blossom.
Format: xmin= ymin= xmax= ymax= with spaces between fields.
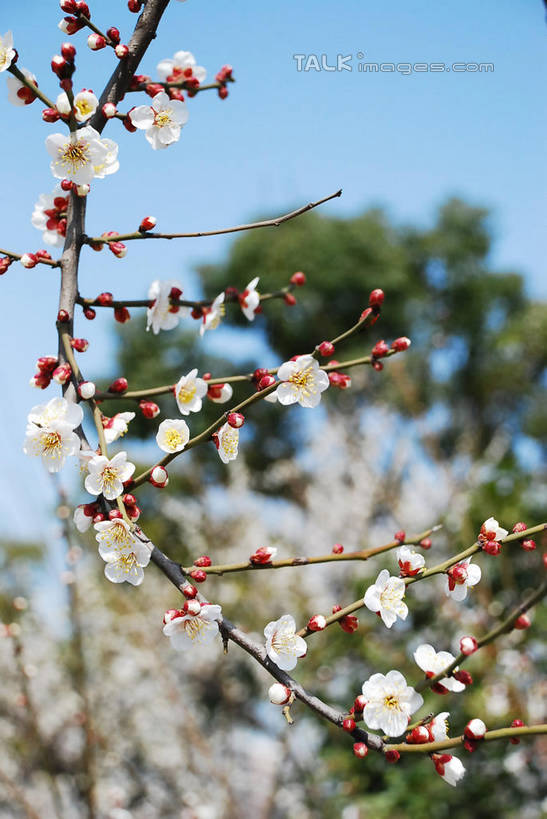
xmin=31 ymin=186 xmax=68 ymax=246
xmin=85 ymin=452 xmax=135 ymax=500
xmin=129 ymin=92 xmax=189 ymax=150
xmin=215 ymin=422 xmax=239 ymax=464
xmin=396 ymin=545 xmax=425 ymax=577
xmin=163 ymin=604 xmax=222 ymax=650
xmin=429 ymin=712 xmax=450 ymax=741
xmin=103 ymin=412 xmax=135 ymax=445
xmin=445 ymin=557 xmax=481 ymax=602
xmin=200 ymin=292 xmax=225 ymax=335
xmin=56 ymin=89 xmax=99 ymax=122
xmin=239 ymin=277 xmax=260 ymax=321
xmin=157 ymin=50 xmax=206 ymax=84
xmin=74 ymin=504 xmax=94 ymax=533
xmin=432 ymin=754 xmax=466 ymax=787
xmin=364 ymin=569 xmax=408 ymax=628
xmin=175 ymin=368 xmax=208 ymax=415
xmin=95 ymin=519 xmax=151 ymax=586
xmin=276 ymin=355 xmax=330 ymax=408
xmin=264 ymin=614 xmax=307 ymax=671
xmin=361 ymin=670 xmax=423 ymax=737
xmin=27 ymin=396 xmax=83 ymax=430
xmin=480 ymin=516 xmax=508 ymax=542
xmin=7 ymin=67 xmax=37 ymax=106
xmin=46 ymin=127 xmax=113 ymax=185
xmin=0 ymin=32 xmax=15 ymax=72
xmin=146 ymin=279 xmax=188 ymax=334
xmin=268 ymin=683 xmax=292 ymax=705
xmin=24 ymin=419 xmax=80 ymax=473
xmin=92 ymin=138 xmax=119 ymax=178
xmin=413 ymin=644 xmax=466 ymax=693
xmin=156 ymin=418 xmax=190 ymax=453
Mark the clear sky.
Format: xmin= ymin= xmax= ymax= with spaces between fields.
xmin=0 ymin=0 xmax=545 ymax=547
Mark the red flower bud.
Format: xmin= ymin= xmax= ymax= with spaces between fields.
xmin=253 ymin=368 xmax=269 ymax=383
xmin=514 ymin=613 xmax=531 ymax=630
xmin=391 ymin=336 xmax=411 ymax=352
xmin=307 ymin=614 xmax=327 ymax=632
xmin=114 ymin=307 xmax=130 ymax=323
xmin=290 ymin=271 xmax=306 ymax=286
xmin=385 ymin=750 xmax=400 ymax=763
xmin=353 ymin=694 xmax=367 ymax=713
xmin=510 ymin=719 xmax=524 ymax=744
xmin=183 ymin=599 xmax=201 ymax=616
xmin=127 ymin=0 xmax=142 ymax=12
xmin=88 ymin=33 xmax=106 ymax=51
xmin=258 ymin=375 xmax=276 ymax=390
xmin=84 ymin=307 xmax=96 ymax=320
xmin=317 ymin=341 xmax=335 ymax=357
xmin=108 ymin=509 xmax=123 ymax=520
xmin=372 ymin=340 xmax=389 ymax=358
xmin=394 ymin=530 xmax=406 ymax=543
xmin=419 ymin=537 xmax=432 ymax=549
xmin=108 ymin=377 xmax=128 ymax=394
xmin=368 ymin=288 xmax=384 ymax=307
xmin=512 ymin=522 xmax=527 ymax=533
xmin=453 ymin=670 xmax=473 ymax=686
xmin=115 ymin=44 xmax=129 ymax=60
xmin=70 ymin=337 xmax=89 ymax=352
xmin=460 ymin=636 xmax=478 ymax=656
xmin=332 ymin=542 xmax=344 ymax=554
xmin=106 ymin=27 xmax=120 ymax=44
xmin=150 ymin=465 xmax=168 ymax=487
xmin=193 ymin=555 xmax=212 ymax=568
xmin=123 ymin=493 xmax=137 ymax=507
xmin=139 ymin=400 xmax=160 ymax=419
xmin=189 ymin=569 xmax=207 ymax=583
xmin=60 ymin=41 xmax=76 ymax=61
xmin=521 ymin=539 xmax=536 ymax=552
xmin=406 ymin=726 xmax=430 ymax=744
xmin=139 ymin=215 xmax=157 ymax=232
xmin=284 ymin=293 xmax=297 ymax=306
xmin=343 ymin=718 xmax=356 ymax=733
xmin=57 ymin=309 xmax=70 ymax=322
xmin=227 ymin=412 xmax=245 ymax=428
xmin=353 ymin=742 xmax=368 ymax=758
xmin=249 ymin=546 xmax=276 ymax=565
xmin=181 ymin=582 xmax=198 ymax=599
xmin=42 ymin=107 xmax=61 ymax=122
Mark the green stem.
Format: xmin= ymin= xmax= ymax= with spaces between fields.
xmin=385 ymin=724 xmax=547 ymax=754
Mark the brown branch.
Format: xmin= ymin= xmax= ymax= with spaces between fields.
xmin=84 ymin=189 xmax=342 ymax=244
xmin=0 ymin=247 xmax=60 ymax=268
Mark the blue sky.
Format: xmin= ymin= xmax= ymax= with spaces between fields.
xmin=0 ymin=0 xmax=545 ymax=548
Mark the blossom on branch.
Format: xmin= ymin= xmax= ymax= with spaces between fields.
xmin=431 ymin=753 xmax=466 ymax=787
xmin=23 ymin=419 xmax=80 ymax=473
xmin=199 ymin=292 xmax=225 ymax=335
xmin=103 ymin=412 xmax=135 ymax=445
xmin=163 ymin=603 xmax=222 ymax=650
xmin=156 ymin=418 xmax=190 ymax=453
xmin=0 ymin=32 xmax=15 ymax=72
xmin=85 ymin=452 xmax=135 ymax=500
xmin=46 ymin=127 xmax=114 ymax=185
xmin=239 ymin=276 xmax=260 ymax=321
xmin=428 ymin=711 xmax=450 ymax=741
xmin=92 ymin=138 xmax=119 ymax=179
xmin=56 ymin=89 xmax=99 ymax=123
xmin=214 ymin=422 xmax=239 ymax=464
xmin=276 ymin=354 xmax=330 ymax=408
xmin=147 ymin=279 xmax=188 ymax=334
xmin=27 ymin=396 xmax=83 ymax=430
xmin=7 ymin=68 xmax=38 ymax=106
xmin=364 ymin=569 xmax=408 ymax=628
xmin=361 ymin=670 xmax=423 ymax=737
xmin=264 ymin=614 xmax=307 ymax=671
xmin=129 ymin=92 xmax=189 ymax=150
xmin=95 ymin=519 xmax=151 ymax=586
xmin=31 ymin=186 xmax=68 ymax=246
xmin=413 ymin=644 xmax=466 ymax=693
xmin=157 ymin=50 xmax=206 ymax=85
xmin=445 ymin=557 xmax=481 ymax=601
xmin=175 ymin=368 xmax=208 ymax=415
xmin=396 ymin=545 xmax=425 ymax=577
xmin=74 ymin=503 xmax=96 ymax=533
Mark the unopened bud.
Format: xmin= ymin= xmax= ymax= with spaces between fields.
xmin=343 ymin=718 xmax=356 ymax=732
xmin=368 ymin=288 xmax=384 ymax=307
xmin=108 ymin=377 xmax=128 ymax=394
xmin=189 ymin=569 xmax=207 ymax=583
xmin=139 ymin=215 xmax=157 ymax=232
xmin=307 ymin=614 xmax=327 ymax=632
xmin=284 ymin=293 xmax=296 ymax=306
xmin=391 ymin=336 xmax=411 ymax=352
xmin=317 ymin=341 xmax=335 ymax=357
xmin=353 ymin=742 xmax=368 ymax=758
xmin=464 ymin=719 xmax=486 ymax=740
xmin=150 ymin=465 xmax=168 ymax=487
xmin=258 ymin=375 xmax=276 ymax=390
xmin=183 ymin=599 xmax=201 ymax=616
xmin=181 ymin=582 xmax=198 ymax=599
xmin=227 ymin=412 xmax=245 ymax=428
xmin=139 ymin=400 xmax=160 ymax=418
xmin=521 ymin=539 xmax=536 ymax=552
xmin=268 ymin=683 xmax=292 ymax=705
xmin=513 ymin=613 xmax=531 ymax=630
xmin=52 ymin=364 xmax=72 ymax=384
xmin=115 ymin=44 xmax=129 ymax=60
xmin=88 ymin=33 xmax=106 ymax=50
xmin=20 ymin=253 xmax=37 ymax=269
xmin=512 ymin=522 xmax=527 ymax=533
xmin=70 ymin=337 xmax=89 ymax=352
xmin=290 ymin=271 xmax=306 ymax=286
xmin=193 ymin=555 xmax=212 ymax=568
xmin=332 ymin=542 xmax=344 ymax=554
xmin=102 ymin=102 xmax=117 ymax=118
xmin=460 ymin=636 xmax=478 ymax=656
xmin=78 ymin=381 xmax=95 ymax=399
xmin=114 ymin=306 xmax=130 ymax=323
xmin=353 ymin=694 xmax=367 ymax=713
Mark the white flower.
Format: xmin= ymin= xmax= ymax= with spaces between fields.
xmin=23 ymin=419 xmax=80 ymax=473
xmin=429 ymin=712 xmax=450 ymax=741
xmin=276 ymin=354 xmax=330 ymax=409
xmin=156 ymin=418 xmax=190 ymax=453
xmin=74 ymin=504 xmax=94 ymax=533
xmin=264 ymin=614 xmax=307 ymax=671
xmin=239 ymin=276 xmax=260 ymax=321
xmin=480 ymin=516 xmax=508 ymax=542
xmin=27 ymin=396 xmax=83 ymax=430
xmin=95 ymin=519 xmax=151 ymax=586
xmin=93 ymin=138 xmax=119 ymax=178
xmin=364 ymin=569 xmax=408 ymax=628
xmin=445 ymin=557 xmax=481 ymax=602
xmin=175 ymin=368 xmax=208 ymax=415
xmin=146 ymin=279 xmax=188 ymax=334
xmin=199 ymin=292 xmax=225 ymax=335
xmin=7 ymin=67 xmax=37 ymax=106
xmin=84 ymin=452 xmax=135 ymax=500
xmin=396 ymin=545 xmax=425 ymax=577
xmin=432 ymin=754 xmax=466 ymax=787
xmin=31 ymin=186 xmax=68 ymax=247
xmin=56 ymin=88 xmax=98 ymax=122
xmin=103 ymin=412 xmax=135 ymax=444
xmin=0 ymin=32 xmax=16 ymax=72
xmin=157 ymin=50 xmax=206 ymax=84
xmin=46 ymin=126 xmax=111 ymax=185
xmin=413 ymin=644 xmax=466 ymax=693
xmin=163 ymin=604 xmax=222 ymax=650
xmin=361 ymin=670 xmax=423 ymax=737
xmin=129 ymin=91 xmax=189 ymax=150
xmin=215 ymin=422 xmax=239 ymax=464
